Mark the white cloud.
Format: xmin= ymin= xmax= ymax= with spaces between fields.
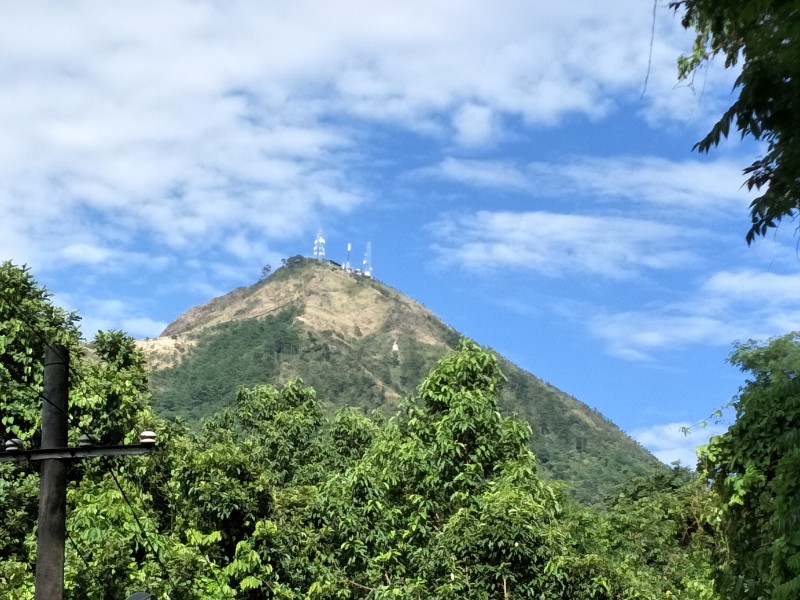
xmin=59 ymin=243 xmax=114 ymax=265
xmin=453 ymin=104 xmax=497 ymax=147
xmin=0 ymin=0 xmax=721 ymax=277
xmin=422 ymin=158 xmax=531 ymax=191
xmin=703 ymin=270 xmax=800 ymax=305
xmin=530 ymin=156 xmax=754 ymax=215
xmin=424 ymin=155 xmax=753 ymax=221
xmin=632 ymin=421 xmax=728 ymax=468
xmin=119 ymin=317 xmax=170 ymax=340
xmin=53 ymin=294 xmax=168 ymax=340
xmin=588 ymin=269 xmax=800 ymax=360
xmin=589 ymin=312 xmax=750 ymax=361
xmin=431 ymin=210 xmax=696 ymax=279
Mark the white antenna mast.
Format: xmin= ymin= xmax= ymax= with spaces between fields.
xmin=313 ymin=228 xmax=326 ymax=260
xmin=343 ymin=242 xmax=351 ymax=271
xmin=362 ymin=241 xmax=372 ymax=277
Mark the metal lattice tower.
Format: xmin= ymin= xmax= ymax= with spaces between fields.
xmin=313 ymin=228 xmax=326 ymax=260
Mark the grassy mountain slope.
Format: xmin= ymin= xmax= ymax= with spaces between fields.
xmin=140 ymin=257 xmax=663 ymax=503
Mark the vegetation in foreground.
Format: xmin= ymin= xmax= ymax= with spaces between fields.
xmin=2 ymin=261 xmax=798 ymax=598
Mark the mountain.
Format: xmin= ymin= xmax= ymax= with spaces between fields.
xmin=138 ymin=256 xmax=663 ymax=503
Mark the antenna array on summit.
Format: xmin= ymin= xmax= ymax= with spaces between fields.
xmin=310 ymin=231 xmax=373 ymax=278
xmin=313 ymin=228 xmax=326 ymax=260
xmin=362 ymin=241 xmax=372 ymax=277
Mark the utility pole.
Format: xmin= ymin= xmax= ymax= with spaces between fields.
xmin=1 ymin=344 xmax=157 ymax=600
xmin=35 ymin=344 xmax=69 ymax=600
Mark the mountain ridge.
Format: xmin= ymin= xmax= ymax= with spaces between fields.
xmin=139 ymin=257 xmax=663 ymax=503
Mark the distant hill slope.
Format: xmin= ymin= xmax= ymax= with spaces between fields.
xmin=139 ymin=257 xmax=663 ymax=503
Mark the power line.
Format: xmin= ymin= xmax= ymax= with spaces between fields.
xmin=641 ymin=0 xmax=657 ymax=98
xmin=66 ymin=530 xmax=107 ymax=595
xmin=108 ymin=466 xmax=181 ymax=597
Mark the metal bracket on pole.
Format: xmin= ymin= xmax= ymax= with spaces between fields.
xmin=0 ymin=442 xmax=156 ymax=462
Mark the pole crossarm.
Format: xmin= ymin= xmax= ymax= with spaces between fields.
xmin=0 ymin=443 xmax=155 ymax=462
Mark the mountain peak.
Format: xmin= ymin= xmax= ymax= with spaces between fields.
xmin=159 ymin=257 xmax=448 ymax=345
xmin=141 ymin=256 xmax=663 ymax=503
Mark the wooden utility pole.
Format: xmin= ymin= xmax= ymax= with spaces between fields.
xmin=35 ymin=343 xmax=69 ymax=600
xmin=1 ymin=344 xmax=156 ymax=599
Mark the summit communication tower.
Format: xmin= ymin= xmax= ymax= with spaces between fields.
xmin=344 ymin=242 xmax=352 ymax=271
xmin=313 ymin=228 xmax=326 ymax=260
xmin=362 ymin=241 xmax=372 ymax=277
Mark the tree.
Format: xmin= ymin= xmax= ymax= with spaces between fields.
xmin=260 ymin=264 xmax=272 ymax=281
xmin=0 ymin=262 xmax=82 ymax=597
xmin=599 ymin=467 xmax=718 ymax=599
xmin=0 ymin=262 xmax=231 ymax=599
xmin=314 ymin=340 xmax=669 ymax=599
xmin=700 ymin=333 xmax=800 ymax=599
xmin=670 ymin=0 xmax=800 ymax=243
xmin=0 ymin=261 xmax=82 ymax=444
xmin=1 ymin=263 xmax=722 ymax=597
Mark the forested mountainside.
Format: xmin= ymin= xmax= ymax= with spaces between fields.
xmin=140 ymin=257 xmax=663 ymax=503
xmin=5 ymin=260 xmax=798 ymax=598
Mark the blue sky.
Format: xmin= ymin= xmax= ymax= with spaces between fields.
xmin=2 ymin=1 xmax=797 ymax=466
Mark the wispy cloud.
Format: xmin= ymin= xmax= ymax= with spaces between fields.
xmin=530 ymin=156 xmax=754 ymax=215
xmin=452 ymin=104 xmax=499 ymax=147
xmin=703 ymin=270 xmax=800 ymax=305
xmin=0 ymin=0 xmax=726 ymax=277
xmin=588 ymin=270 xmax=800 ymax=360
xmin=53 ymin=295 xmax=168 ymax=339
xmin=589 ymin=311 xmax=749 ymax=361
xmin=431 ymin=210 xmax=696 ymax=279
xmin=425 ymin=155 xmax=753 ymax=218
xmin=420 ymin=158 xmax=532 ymax=191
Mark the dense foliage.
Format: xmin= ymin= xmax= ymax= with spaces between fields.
xmin=670 ymin=0 xmax=800 ymax=242
xmin=153 ymin=306 xmax=304 ymax=418
xmin=0 ymin=263 xmax=722 ymax=598
xmin=500 ymin=362 xmax=661 ymax=504
xmin=700 ymin=334 xmax=800 ymax=599
xmin=669 ymin=4 xmax=800 ymax=592
xmin=0 ymin=261 xmax=81 ymax=445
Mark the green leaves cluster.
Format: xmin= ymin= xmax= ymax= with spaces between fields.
xmin=0 ymin=261 xmax=81 ymax=443
xmin=700 ymin=333 xmax=800 ymax=599
xmin=670 ymin=0 xmax=800 ymax=242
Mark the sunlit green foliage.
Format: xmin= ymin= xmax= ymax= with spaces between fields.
xmin=0 ymin=261 xmax=81 ymax=444
xmin=700 ymin=333 xmax=800 ymax=599
xmin=599 ymin=467 xmax=718 ymax=599
xmin=500 ymin=362 xmax=662 ymax=503
xmin=152 ymin=306 xmax=303 ymax=419
xmin=1 ymin=263 xmax=722 ymax=598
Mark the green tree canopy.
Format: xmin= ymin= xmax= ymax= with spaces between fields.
xmin=670 ymin=0 xmax=800 ymax=243
xmin=1 ymin=263 xmax=721 ymax=598
xmin=0 ymin=261 xmax=81 ymax=444
xmin=700 ymin=333 xmax=800 ymax=599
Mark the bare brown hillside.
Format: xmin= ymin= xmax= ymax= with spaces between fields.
xmin=138 ymin=259 xmax=449 ymax=371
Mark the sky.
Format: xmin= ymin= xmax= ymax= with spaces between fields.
xmin=2 ymin=1 xmax=798 ymax=467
